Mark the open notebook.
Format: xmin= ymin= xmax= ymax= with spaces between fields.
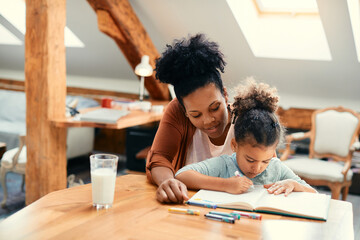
xmin=187 ymin=186 xmax=331 ymax=221
xmin=79 ymin=108 xmax=129 ymax=124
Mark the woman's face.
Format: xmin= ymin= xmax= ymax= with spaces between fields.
xmin=231 ymin=139 xmax=277 ymax=179
xmin=182 ymin=83 xmax=230 ymax=141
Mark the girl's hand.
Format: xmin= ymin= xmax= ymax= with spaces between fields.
xmin=264 ymin=179 xmax=297 ymax=196
xmin=225 ymin=176 xmax=253 ymax=194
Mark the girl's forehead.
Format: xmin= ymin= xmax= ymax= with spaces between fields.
xmin=238 ymin=143 xmax=276 ymax=160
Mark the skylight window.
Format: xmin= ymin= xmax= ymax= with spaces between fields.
xmin=255 ymin=0 xmax=318 ymax=15
xmin=0 ymin=0 xmax=85 ymax=47
xmin=226 ymin=0 xmax=332 ymax=61
xmin=347 ymin=0 xmax=360 ymax=63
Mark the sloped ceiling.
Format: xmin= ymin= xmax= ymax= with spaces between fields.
xmin=0 ymin=0 xmax=359 ymax=110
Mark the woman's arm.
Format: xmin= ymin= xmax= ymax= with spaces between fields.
xmin=151 ymin=166 xmax=176 ymax=186
xmin=146 ymin=100 xmax=195 ymax=203
xmin=146 ymin=99 xmax=193 ymax=182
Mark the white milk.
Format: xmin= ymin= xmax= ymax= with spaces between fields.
xmin=91 ymin=168 xmax=116 ymax=205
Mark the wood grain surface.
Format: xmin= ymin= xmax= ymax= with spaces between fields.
xmin=0 ymin=175 xmax=353 ymax=240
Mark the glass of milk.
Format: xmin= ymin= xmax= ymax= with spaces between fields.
xmin=90 ymin=154 xmax=118 ymax=210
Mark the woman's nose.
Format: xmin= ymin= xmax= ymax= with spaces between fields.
xmin=203 ymin=114 xmax=215 ymax=124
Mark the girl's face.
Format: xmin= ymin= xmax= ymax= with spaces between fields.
xmin=231 ymin=139 xmax=277 ymax=179
xmin=182 ymin=83 xmax=230 ymax=143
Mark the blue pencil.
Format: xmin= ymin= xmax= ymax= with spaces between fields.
xmin=186 ymin=200 xmax=217 ymax=209
xmin=205 ymin=213 xmax=235 ymax=224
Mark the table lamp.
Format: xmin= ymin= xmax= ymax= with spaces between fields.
xmin=135 ymin=55 xmax=153 ymax=101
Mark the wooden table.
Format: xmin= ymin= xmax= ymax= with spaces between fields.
xmin=0 ymin=175 xmax=353 ymax=240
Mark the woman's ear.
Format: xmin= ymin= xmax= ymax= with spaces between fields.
xmin=231 ymin=138 xmax=237 ymax=152
xmin=223 ymin=87 xmax=229 ymax=104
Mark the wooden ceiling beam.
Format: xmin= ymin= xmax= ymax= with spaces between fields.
xmin=87 ymin=0 xmax=169 ymax=100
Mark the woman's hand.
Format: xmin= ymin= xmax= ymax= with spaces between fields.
xmin=151 ymin=167 xmax=189 ymax=203
xmin=156 ymin=178 xmax=189 ymax=203
xmin=225 ymin=176 xmax=253 ymax=194
xmin=264 ymin=179 xmax=297 ymax=196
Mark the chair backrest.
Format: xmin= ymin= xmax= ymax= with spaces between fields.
xmin=309 ymin=106 xmax=360 ymax=161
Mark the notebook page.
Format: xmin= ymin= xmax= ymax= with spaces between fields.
xmin=189 ymin=185 xmax=267 ymax=210
xmin=255 ymin=191 xmax=330 ymax=219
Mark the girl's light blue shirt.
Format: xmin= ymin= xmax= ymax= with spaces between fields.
xmin=175 ymin=153 xmax=310 ymax=187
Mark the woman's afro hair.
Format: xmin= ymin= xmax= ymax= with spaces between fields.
xmin=155 ymin=33 xmax=226 ymax=87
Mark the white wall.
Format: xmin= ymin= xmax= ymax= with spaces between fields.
xmin=0 ymin=0 xmax=359 ymax=111
xmin=0 ymin=69 xmax=144 ymax=95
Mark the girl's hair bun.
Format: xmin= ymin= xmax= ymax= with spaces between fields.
xmin=232 ymin=77 xmax=279 ymax=117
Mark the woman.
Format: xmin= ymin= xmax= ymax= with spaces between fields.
xmin=146 ymin=34 xmax=233 ymax=203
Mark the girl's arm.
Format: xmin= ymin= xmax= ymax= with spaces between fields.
xmin=176 ymin=170 xmax=227 ymax=191
xmin=176 ymin=170 xmax=253 ymax=194
xmin=292 ymin=181 xmax=317 ymax=193
xmin=269 ymin=159 xmax=317 ymax=195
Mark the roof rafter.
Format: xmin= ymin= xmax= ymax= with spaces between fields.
xmin=87 ymin=0 xmax=170 ymax=100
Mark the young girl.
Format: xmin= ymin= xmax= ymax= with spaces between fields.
xmin=175 ymin=78 xmax=316 ymax=196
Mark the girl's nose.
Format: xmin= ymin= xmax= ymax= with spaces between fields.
xmin=251 ymin=164 xmax=261 ymax=172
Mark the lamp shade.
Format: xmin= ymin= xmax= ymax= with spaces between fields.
xmin=135 ymin=55 xmax=153 ymax=77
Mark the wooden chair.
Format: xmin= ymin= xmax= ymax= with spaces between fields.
xmin=0 ymin=142 xmax=6 ymax=159
xmin=0 ymin=135 xmax=26 ymax=207
xmin=280 ymin=106 xmax=360 ymax=200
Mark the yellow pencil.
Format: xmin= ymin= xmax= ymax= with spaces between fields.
xmin=168 ymin=207 xmax=200 ymax=216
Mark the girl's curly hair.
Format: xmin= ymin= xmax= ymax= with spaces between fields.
xmin=232 ymin=77 xmax=285 ymax=147
xmin=155 ymin=34 xmax=226 ymax=106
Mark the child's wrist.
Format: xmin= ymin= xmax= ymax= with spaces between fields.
xmin=221 ymin=178 xmax=233 ymax=192
xmin=293 ymin=181 xmax=303 ymax=192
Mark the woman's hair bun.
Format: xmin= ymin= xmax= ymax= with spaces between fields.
xmin=155 ymin=33 xmax=226 ymax=86
xmin=232 ymin=77 xmax=279 ymax=117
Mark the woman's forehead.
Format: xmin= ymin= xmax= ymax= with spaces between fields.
xmin=183 ymin=84 xmax=223 ymax=110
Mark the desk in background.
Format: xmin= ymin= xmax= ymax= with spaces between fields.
xmin=23 ymin=100 xmax=168 ymax=205
xmin=54 ymin=101 xmax=168 ymax=170
xmin=0 ymin=174 xmax=353 ymax=240
xmin=52 ymin=100 xmax=169 ymax=129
